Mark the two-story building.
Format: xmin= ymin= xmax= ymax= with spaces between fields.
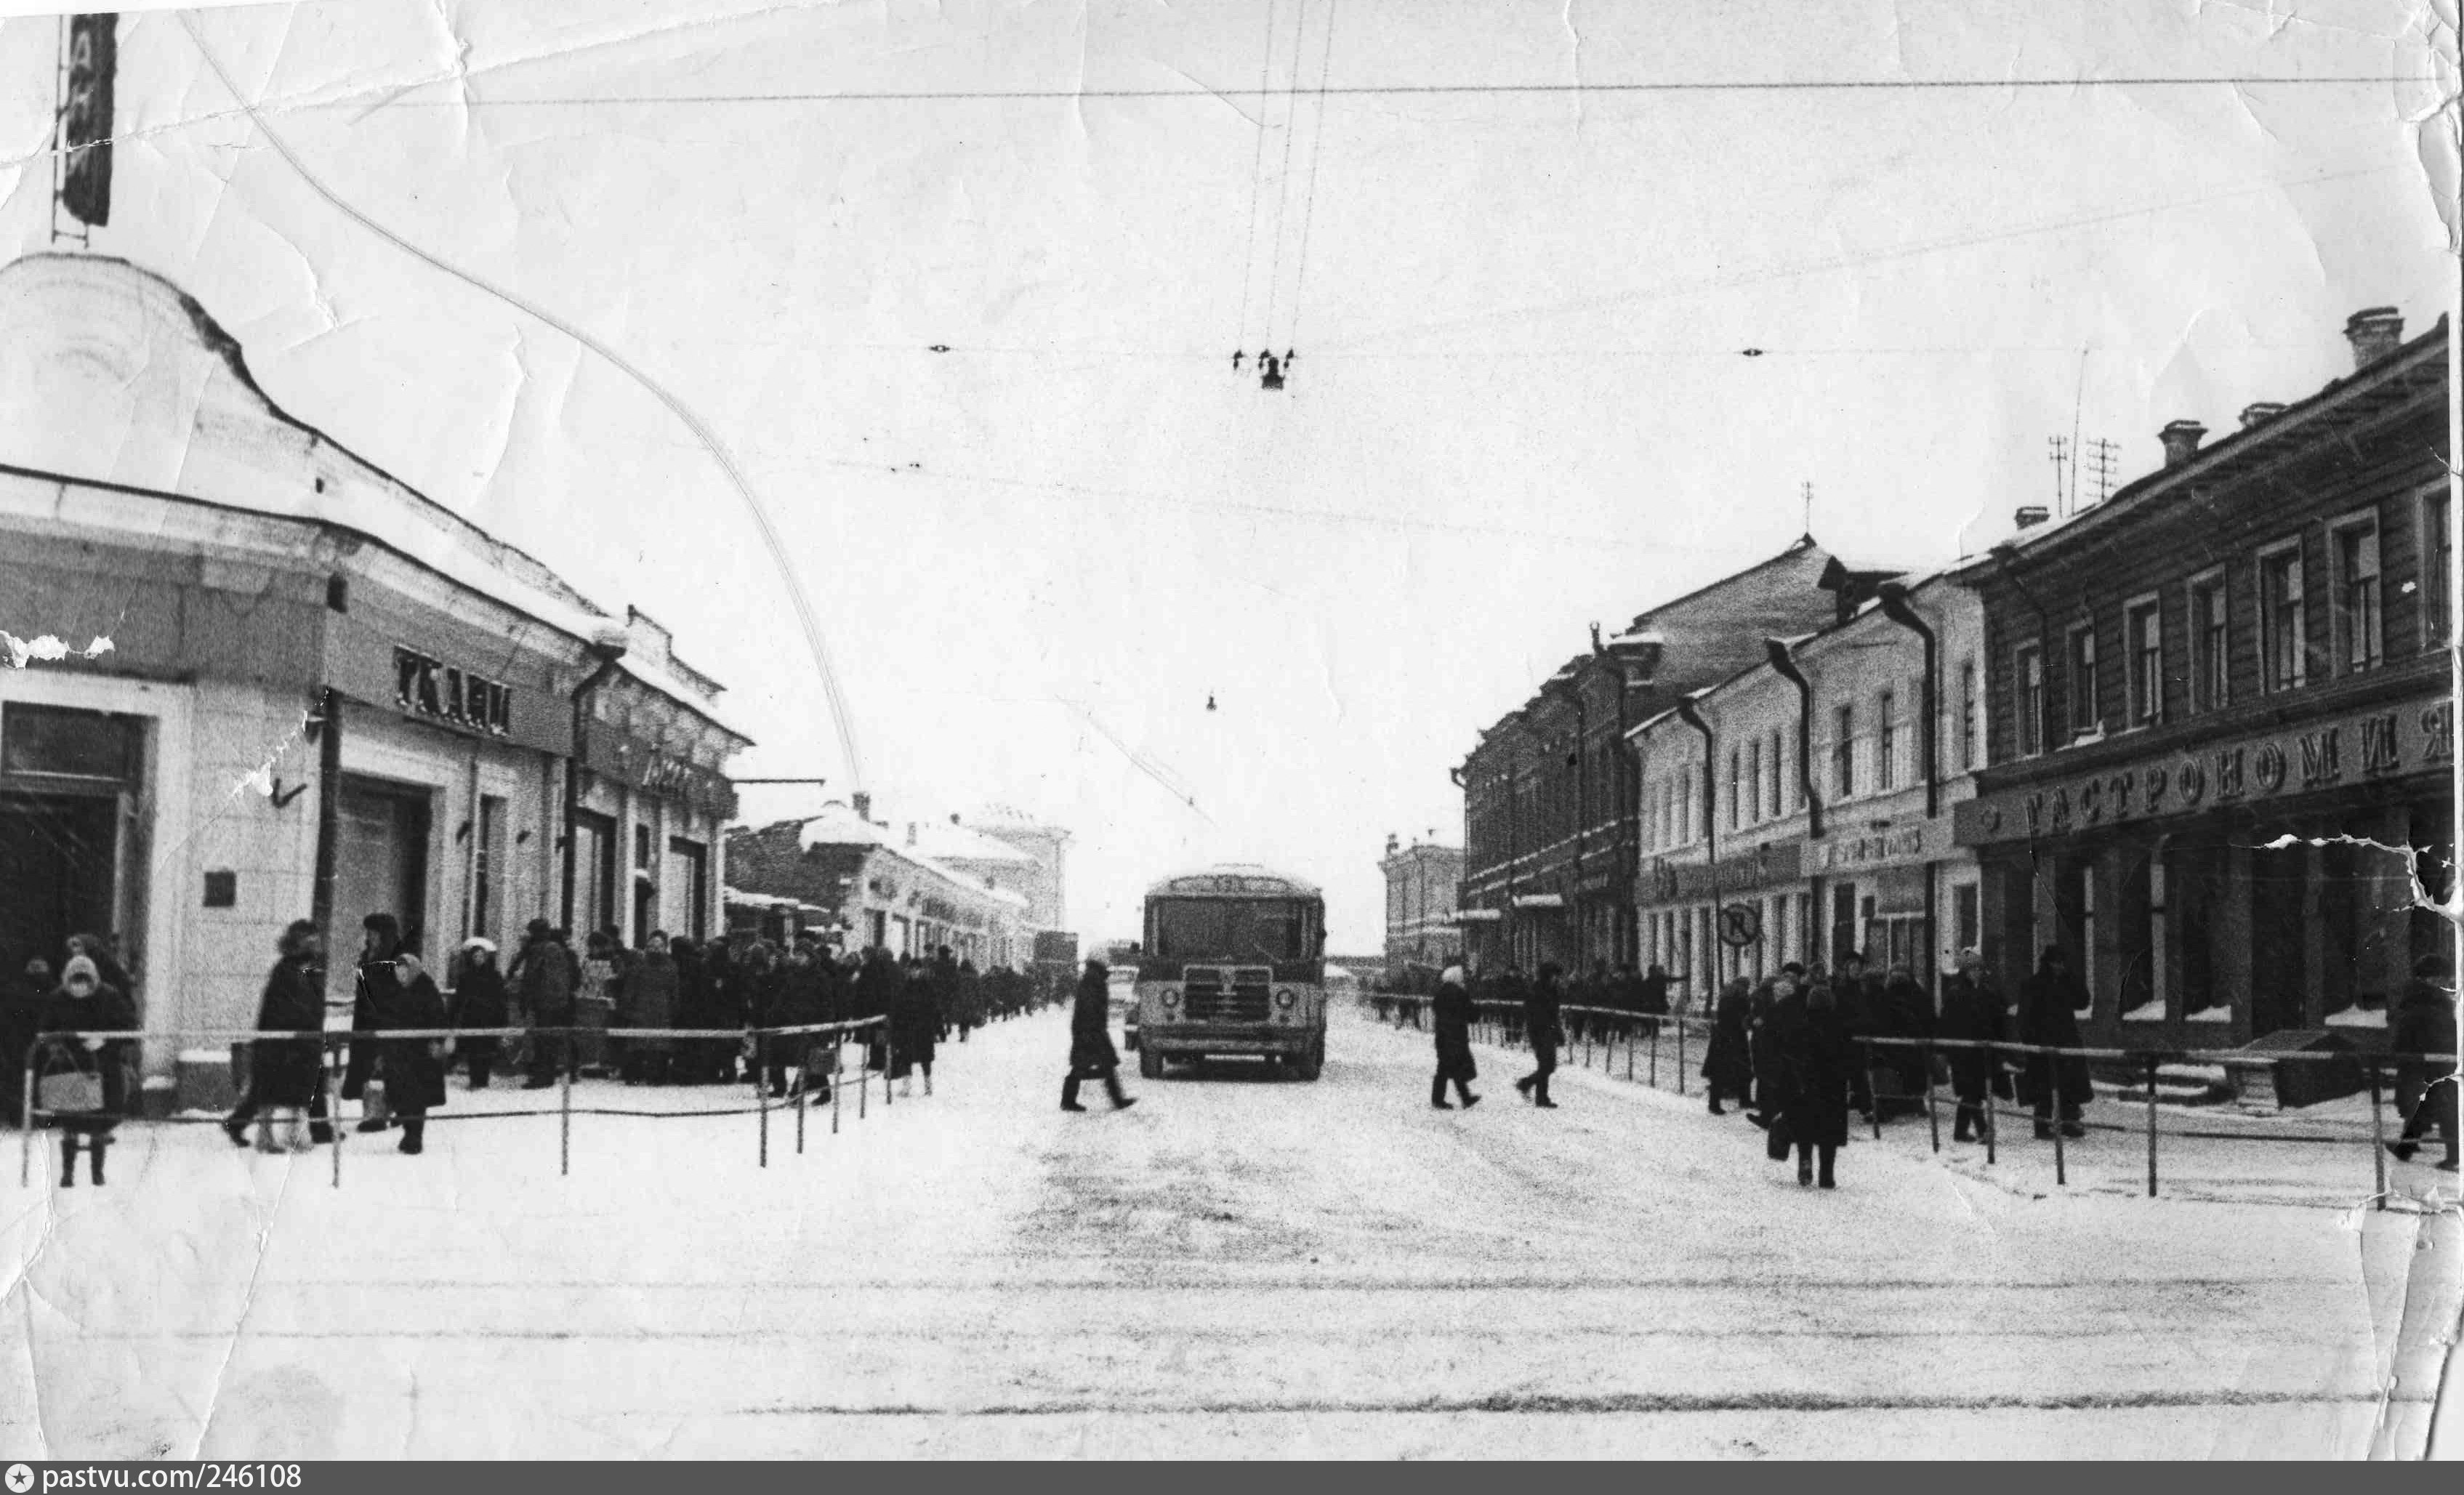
xmin=725 ymin=801 xmax=1035 ymax=968
xmin=1952 ymin=307 xmax=2452 ymax=1049
xmin=1455 ymin=538 xmax=1845 ymax=977
xmin=1628 ymin=552 xmax=1986 ymax=1005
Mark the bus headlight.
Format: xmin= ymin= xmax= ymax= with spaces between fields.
xmin=1161 ymin=988 xmax=1180 ymax=1011
xmin=1275 ymin=989 xmax=1296 ymax=1010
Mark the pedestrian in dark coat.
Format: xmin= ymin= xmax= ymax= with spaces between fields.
xmin=953 ymin=959 xmax=985 ymax=1041
xmin=517 ymin=920 xmax=575 ymax=1089
xmin=894 ymin=967 xmax=941 ymax=1092
xmin=1430 ymin=964 xmax=1480 ymax=1109
xmin=380 ymin=944 xmax=450 ymax=1154
xmin=1746 ymin=977 xmax=1789 ymax=1124
xmin=1833 ymin=951 xmax=1880 ymax=1120
xmin=4 ymin=958 xmax=52 ymax=1126
xmin=1063 ymin=959 xmax=1135 ymax=1111
xmin=1514 ymin=964 xmax=1566 ymax=1108
xmin=1702 ymin=977 xmax=1755 ymax=1115
xmin=2018 ymin=946 xmax=2093 ymax=1138
xmin=344 ymin=914 xmax=403 ymax=1129
xmin=1776 ymin=979 xmax=1851 ymax=1188
xmin=1638 ymin=964 xmax=1672 ymax=1018
xmin=447 ymin=939 xmax=509 ymax=1090
xmin=2388 ymin=954 xmax=2459 ymax=1171
xmin=1936 ymin=950 xmax=2004 ymax=1143
xmin=224 ymin=920 xmax=329 ymax=1147
xmin=619 ymin=935 xmax=679 ymax=1084
xmin=1877 ymin=966 xmax=1934 ymax=1119
xmin=855 ymin=948 xmax=903 ymax=1073
xmin=38 ymin=954 xmax=138 ymax=1185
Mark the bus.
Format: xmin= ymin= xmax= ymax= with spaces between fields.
xmin=1133 ymin=865 xmax=1327 ymax=1081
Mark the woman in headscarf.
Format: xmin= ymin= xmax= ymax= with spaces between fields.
xmin=1429 ymin=964 xmax=1481 ymax=1109
xmin=448 ymin=938 xmax=508 ymax=1090
xmin=343 ymin=914 xmax=403 ymax=1132
xmin=1776 ymin=974 xmax=1851 ymax=1189
xmin=380 ymin=941 xmax=451 ymax=1155
xmin=36 ymin=953 xmax=137 ymax=1186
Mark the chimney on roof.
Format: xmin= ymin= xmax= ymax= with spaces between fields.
xmin=906 ymin=822 xmax=917 ymax=847
xmin=2239 ymin=402 xmax=2287 ymax=430
xmin=950 ymin=813 xmax=960 ymax=825
xmin=2344 ymin=307 xmax=2403 ymax=370
xmin=2014 ymin=505 xmax=2050 ymax=531
xmin=2159 ymin=419 xmax=2207 ymax=470
xmin=850 ymin=791 xmax=872 ymax=821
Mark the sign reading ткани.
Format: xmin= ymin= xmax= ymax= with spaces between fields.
xmin=1957 ymin=698 xmax=2454 ymax=845
xmin=393 ymin=647 xmax=514 ymax=736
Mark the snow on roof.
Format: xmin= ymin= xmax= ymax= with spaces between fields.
xmin=722 ymin=886 xmax=804 ymax=911
xmin=796 ymin=803 xmax=891 ymax=851
xmin=0 ymin=254 xmax=741 ymax=738
xmin=910 ymin=819 xmax=1041 ymax=866
xmin=618 ymin=653 xmax=752 ymax=743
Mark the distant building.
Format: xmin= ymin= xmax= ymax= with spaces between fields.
xmin=725 ymin=799 xmax=1032 ymax=967
xmin=1380 ymin=836 xmax=1464 ymax=983
xmin=965 ymin=804 xmax=1071 ymax=934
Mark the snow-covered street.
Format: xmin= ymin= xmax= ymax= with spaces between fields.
xmin=1 ymin=1007 xmax=2453 ymax=1459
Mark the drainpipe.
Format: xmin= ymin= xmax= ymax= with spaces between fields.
xmin=310 ymin=688 xmax=343 ymax=942
xmin=1877 ymin=582 xmax=1943 ymax=992
xmin=1675 ymin=693 xmax=1718 ymax=991
xmin=562 ymin=629 xmax=630 ymax=932
xmin=1764 ymin=638 xmax=1824 ymax=839
xmin=1876 ymin=583 xmax=1940 ymax=821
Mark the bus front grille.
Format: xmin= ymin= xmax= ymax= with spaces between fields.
xmin=1181 ymin=967 xmax=1271 ymax=1023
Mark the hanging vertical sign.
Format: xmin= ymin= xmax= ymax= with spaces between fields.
xmin=60 ymin=15 xmax=118 ymax=229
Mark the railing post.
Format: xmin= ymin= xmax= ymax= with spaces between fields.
xmin=757 ymin=1033 xmax=770 ymax=1168
xmin=20 ymin=1039 xmax=36 ymax=1187
xmin=1648 ymin=1018 xmax=1658 ymax=1088
xmin=324 ymin=1037 xmax=343 ymax=1190
xmin=884 ymin=1020 xmax=894 ymax=1108
xmin=560 ymin=1046 xmax=573 ymax=1178
xmin=2050 ymin=1047 xmax=2067 ymax=1186
xmin=1865 ymin=1039 xmax=1883 ymax=1141
xmin=796 ymin=1035 xmax=808 ymax=1156
xmin=1675 ymin=1018 xmax=1686 ymax=1097
xmin=832 ymin=1027 xmax=843 ymax=1136
xmin=858 ymin=1029 xmax=868 ymax=1119
xmin=2144 ymin=1053 xmax=2160 ymax=1199
xmin=2367 ymin=1060 xmax=2387 ymax=1210
xmin=1984 ymin=1044 xmax=1998 ymax=1167
xmin=1924 ymin=1041 xmax=1941 ymax=1155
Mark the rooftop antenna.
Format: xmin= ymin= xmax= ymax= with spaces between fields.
xmin=2083 ymin=437 xmax=2119 ymax=508
xmin=2047 ymin=436 xmax=2072 ymax=518
xmin=1800 ymin=480 xmax=1814 ymax=539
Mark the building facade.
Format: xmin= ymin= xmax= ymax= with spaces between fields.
xmin=1455 ymin=539 xmax=1847 ymax=977
xmin=1952 ymin=307 xmax=2452 ymax=1051
xmin=1379 ymin=836 xmax=1464 ymax=983
xmin=0 ymin=254 xmax=749 ymax=1105
xmin=965 ymin=804 xmax=1071 ymax=935
xmin=1628 ymin=552 xmax=1990 ymax=1010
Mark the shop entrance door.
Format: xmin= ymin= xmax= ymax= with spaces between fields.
xmin=333 ymin=776 xmax=432 ymax=969
xmin=0 ymin=702 xmax=145 ymax=981
xmin=2248 ymin=842 xmax=2307 ymax=1036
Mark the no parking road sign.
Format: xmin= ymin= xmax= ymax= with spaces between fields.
xmin=1718 ymin=902 xmax=1762 ymax=948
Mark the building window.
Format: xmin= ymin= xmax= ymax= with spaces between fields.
xmin=1877 ymin=690 xmax=1897 ymax=791
xmin=1767 ymin=729 xmax=1785 ymax=813
xmin=2423 ymin=490 xmax=2452 ymax=650
xmin=1953 ymin=882 xmax=1980 ymax=956
xmin=2190 ymin=572 xmax=2228 ymax=713
xmin=2333 ymin=519 xmax=2382 ymax=674
xmin=2126 ymin=597 xmax=2162 ymax=727
xmin=1957 ymin=659 xmax=1978 ymax=770
xmin=2260 ymin=541 xmax=2306 ymax=691
xmin=1728 ymin=747 xmax=1742 ymax=831
xmin=1832 ymin=705 xmax=1855 ymax=799
xmin=2016 ymin=642 xmax=2045 ymax=757
xmin=1746 ymin=738 xmax=1762 ymax=823
xmin=2066 ymin=621 xmax=2100 ymax=738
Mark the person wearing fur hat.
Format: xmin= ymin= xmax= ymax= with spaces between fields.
xmin=38 ymin=953 xmax=137 ymax=1186
xmin=223 ymin=920 xmax=329 ymax=1149
xmin=1429 ymin=964 xmax=1481 ymax=1110
xmin=380 ymin=940 xmax=451 ymax=1155
xmin=448 ymin=938 xmax=508 ymax=1089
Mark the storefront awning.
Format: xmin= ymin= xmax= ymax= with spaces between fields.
xmin=1511 ymin=893 xmax=1566 ymax=909
xmin=1450 ymin=908 xmax=1505 ymax=924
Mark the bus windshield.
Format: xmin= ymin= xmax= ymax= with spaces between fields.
xmin=1151 ymin=898 xmax=1316 ymax=962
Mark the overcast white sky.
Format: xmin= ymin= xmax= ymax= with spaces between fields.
xmin=2 ymin=0 xmax=2455 ymax=950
